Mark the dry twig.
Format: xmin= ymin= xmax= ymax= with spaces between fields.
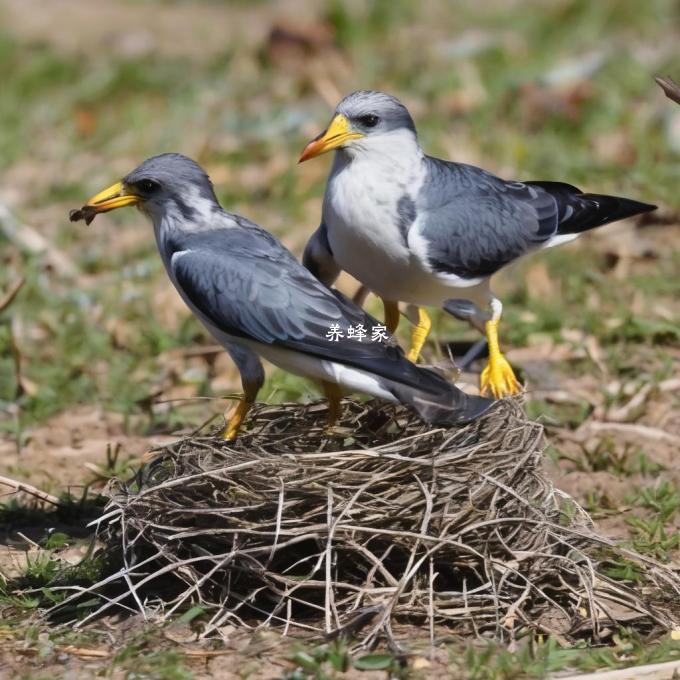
xmin=49 ymin=400 xmax=680 ymax=649
xmin=0 ymin=475 xmax=62 ymax=507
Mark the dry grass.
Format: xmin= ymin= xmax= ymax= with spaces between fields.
xmin=50 ymin=399 xmax=679 ymax=652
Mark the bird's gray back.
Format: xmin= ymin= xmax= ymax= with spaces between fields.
xmin=165 ymin=221 xmax=456 ymax=395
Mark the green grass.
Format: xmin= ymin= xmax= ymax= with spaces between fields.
xmin=0 ymin=258 xmax=185 ymax=435
xmin=451 ymin=634 xmax=680 ymax=679
xmin=624 ymin=480 xmax=680 ymax=560
xmin=280 ymin=632 xmax=680 ymax=679
xmin=112 ymin=638 xmax=192 ymax=680
xmin=0 ymin=495 xmax=106 ymax=609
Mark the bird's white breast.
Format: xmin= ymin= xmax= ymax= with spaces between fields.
xmin=324 ymin=148 xmax=484 ymax=306
xmin=324 ymin=150 xmax=421 ymax=298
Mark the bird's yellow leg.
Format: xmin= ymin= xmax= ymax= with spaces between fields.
xmin=223 ymin=377 xmax=260 ymax=440
xmin=320 ymin=380 xmax=343 ymax=434
xmin=406 ymin=307 xmax=432 ymax=363
xmin=480 ymin=299 xmax=522 ymax=399
xmin=223 ymin=397 xmax=253 ymax=440
xmin=382 ymin=299 xmax=400 ymax=335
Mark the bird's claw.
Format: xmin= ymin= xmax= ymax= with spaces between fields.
xmin=406 ymin=348 xmax=420 ymax=363
xmin=222 ymin=425 xmax=239 ymax=441
xmin=480 ymin=354 xmax=522 ymax=399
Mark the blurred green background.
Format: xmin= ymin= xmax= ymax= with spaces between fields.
xmin=0 ymin=0 xmax=678 ymax=440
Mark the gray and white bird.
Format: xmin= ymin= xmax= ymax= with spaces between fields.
xmin=69 ymin=153 xmax=492 ymax=439
xmin=300 ymin=90 xmax=656 ymax=398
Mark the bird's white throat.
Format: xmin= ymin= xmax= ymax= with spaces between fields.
xmin=323 ymin=128 xmax=429 ymax=299
xmin=340 ymin=126 xmax=422 ymax=164
xmin=328 ymin=128 xmax=424 ymax=215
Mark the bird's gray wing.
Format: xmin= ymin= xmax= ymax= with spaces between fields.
xmin=302 ymin=221 xmax=341 ymax=287
xmin=418 ymin=159 xmax=655 ymax=279
xmin=166 ymin=224 xmax=448 ymax=393
xmin=417 ymin=159 xmax=560 ymax=279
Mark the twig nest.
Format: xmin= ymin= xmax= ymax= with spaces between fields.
xmin=63 ymin=399 xmax=679 ymax=649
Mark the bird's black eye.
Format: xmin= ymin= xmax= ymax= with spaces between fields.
xmin=136 ymin=179 xmax=159 ymax=194
xmin=357 ymin=114 xmax=379 ymax=128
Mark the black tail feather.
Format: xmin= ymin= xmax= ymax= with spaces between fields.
xmin=525 ymin=181 xmax=656 ymax=235
xmin=390 ymin=379 xmax=494 ymax=426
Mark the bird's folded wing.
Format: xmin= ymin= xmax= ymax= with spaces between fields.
xmin=419 ymin=159 xmax=654 ymax=280
xmin=419 ymin=159 xmax=561 ymax=279
xmin=302 ymin=220 xmax=341 ymax=287
xmin=169 ymin=226 xmax=448 ymax=393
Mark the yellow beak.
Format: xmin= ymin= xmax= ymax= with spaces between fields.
xmin=299 ymin=113 xmax=364 ymax=162
xmin=85 ymin=181 xmax=140 ymax=213
xmin=70 ymin=180 xmax=141 ymax=225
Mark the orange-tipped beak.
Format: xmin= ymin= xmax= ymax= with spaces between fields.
xmin=299 ymin=113 xmax=364 ymax=162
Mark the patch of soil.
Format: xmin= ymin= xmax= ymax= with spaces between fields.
xmin=0 ymin=405 xmax=176 ymax=491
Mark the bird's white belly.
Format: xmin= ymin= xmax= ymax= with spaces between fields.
xmin=202 ymin=322 xmax=396 ymax=402
xmin=327 ymin=218 xmax=415 ymax=298
xmin=253 ymin=343 xmax=396 ymax=402
xmin=326 ymin=208 xmax=489 ymax=308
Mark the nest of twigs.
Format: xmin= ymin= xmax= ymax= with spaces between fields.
xmin=55 ymin=399 xmax=679 ymax=649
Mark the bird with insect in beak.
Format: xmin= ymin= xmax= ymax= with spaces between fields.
xmin=70 ymin=153 xmax=493 ymax=440
xmin=299 ymin=90 xmax=656 ymax=399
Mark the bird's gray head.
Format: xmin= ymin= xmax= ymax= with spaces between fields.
xmin=299 ymin=90 xmax=418 ymax=162
xmin=337 ymin=91 xmax=416 ymax=134
xmin=69 ymin=153 xmax=219 ymax=227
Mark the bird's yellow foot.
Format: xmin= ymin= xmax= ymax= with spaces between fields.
xmin=223 ymin=398 xmax=252 ymax=440
xmin=406 ymin=307 xmax=432 ymax=363
xmin=480 ymin=353 xmax=521 ymax=399
xmin=480 ymin=316 xmax=522 ymax=399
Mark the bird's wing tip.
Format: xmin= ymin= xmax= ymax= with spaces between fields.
xmin=464 ymin=394 xmax=496 ymax=422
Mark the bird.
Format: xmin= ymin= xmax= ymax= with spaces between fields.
xmin=299 ymin=90 xmax=657 ymax=399
xmin=69 ymin=153 xmax=492 ymax=439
